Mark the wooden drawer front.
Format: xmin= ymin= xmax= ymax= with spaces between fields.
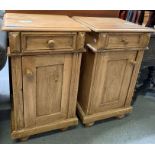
xmin=21 ymin=32 xmax=77 ymax=53
xmin=86 ymin=33 xmax=150 ymax=51
xmin=102 ymin=33 xmax=149 ymax=49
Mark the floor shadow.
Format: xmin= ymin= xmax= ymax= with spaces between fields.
xmin=0 ymin=94 xmax=11 ymax=111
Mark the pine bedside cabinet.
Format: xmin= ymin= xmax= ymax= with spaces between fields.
xmin=2 ymin=13 xmax=90 ymax=140
xmin=73 ymin=17 xmax=154 ymax=127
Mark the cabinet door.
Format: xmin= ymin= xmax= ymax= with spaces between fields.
xmin=22 ymin=54 xmax=72 ymax=128
xmin=90 ymin=51 xmax=137 ymax=114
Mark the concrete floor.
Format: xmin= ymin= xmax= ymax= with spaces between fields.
xmin=0 ymin=61 xmax=155 ymax=144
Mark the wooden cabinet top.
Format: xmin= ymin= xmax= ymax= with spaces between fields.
xmin=73 ymin=16 xmax=154 ymax=33
xmin=2 ymin=13 xmax=90 ymax=32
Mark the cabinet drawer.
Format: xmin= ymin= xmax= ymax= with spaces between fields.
xmin=104 ymin=33 xmax=146 ymax=49
xmin=86 ymin=33 xmax=150 ymax=51
xmin=21 ymin=32 xmax=77 ymax=53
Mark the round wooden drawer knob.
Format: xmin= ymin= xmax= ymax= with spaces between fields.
xmin=48 ymin=40 xmax=55 ymax=48
xmin=121 ymin=39 xmax=128 ymax=45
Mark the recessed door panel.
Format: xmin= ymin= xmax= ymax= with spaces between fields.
xmin=36 ymin=65 xmax=63 ymax=116
xmin=101 ymin=59 xmax=127 ymax=104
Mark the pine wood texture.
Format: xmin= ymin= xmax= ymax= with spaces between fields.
xmin=81 ymin=32 xmax=151 ymax=52
xmin=5 ymin=14 xmax=88 ymax=140
xmin=10 ymin=56 xmax=24 ymax=130
xmin=74 ymin=16 xmax=153 ymax=126
xmin=9 ymin=32 xmax=21 ymax=53
xmin=73 ymin=16 xmax=154 ymax=32
xmin=2 ymin=13 xmax=90 ymax=32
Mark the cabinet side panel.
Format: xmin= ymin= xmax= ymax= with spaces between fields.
xmin=68 ymin=53 xmax=82 ymax=118
xmin=11 ymin=56 xmax=24 ymax=130
xmin=125 ymin=50 xmax=144 ymax=107
xmin=78 ymin=51 xmax=95 ymax=114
